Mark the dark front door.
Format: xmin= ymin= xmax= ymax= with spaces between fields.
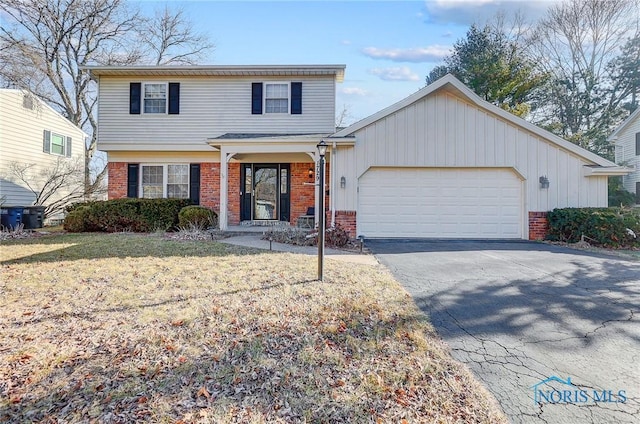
xmin=240 ymin=164 xmax=290 ymax=222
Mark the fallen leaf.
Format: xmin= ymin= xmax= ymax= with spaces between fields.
xmin=196 ymin=386 xmax=210 ymax=399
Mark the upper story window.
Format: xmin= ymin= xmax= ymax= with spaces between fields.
xmin=144 ymin=83 xmax=167 ymax=114
xmin=130 ymin=82 xmax=180 ymax=115
xmin=252 ymin=82 xmax=302 ymax=115
xmin=265 ymin=83 xmax=289 ymax=113
xmin=635 ymin=132 xmax=639 ymax=156
xmin=43 ymin=130 xmax=72 ymax=157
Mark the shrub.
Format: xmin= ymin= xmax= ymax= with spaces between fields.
xmin=547 ymin=207 xmax=640 ymax=248
xmin=63 ymin=206 xmax=91 ymax=232
xmin=63 ymin=198 xmax=190 ymax=233
xmin=178 ymin=206 xmax=218 ymax=230
xmin=262 ymin=224 xmax=354 ymax=248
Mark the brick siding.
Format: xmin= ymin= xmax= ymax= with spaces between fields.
xmin=334 ymin=210 xmax=357 ymax=238
xmin=200 ymin=163 xmax=220 ymax=211
xmin=528 ymin=211 xmax=549 ymax=240
xmin=108 ymin=162 xmax=127 ymax=199
xmin=227 ymin=162 xmax=241 ymax=225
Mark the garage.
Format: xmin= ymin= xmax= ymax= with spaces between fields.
xmin=358 ymin=168 xmax=523 ymax=238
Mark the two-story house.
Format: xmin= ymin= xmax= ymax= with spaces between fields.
xmin=87 ymin=66 xmax=627 ymax=240
xmin=609 ymin=108 xmax=640 ymax=204
xmin=0 ymin=89 xmax=87 ymax=220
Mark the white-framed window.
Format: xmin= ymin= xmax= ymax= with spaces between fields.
xmin=141 ymin=164 xmax=189 ymax=199
xmin=265 ymin=83 xmax=289 ymax=114
xmin=43 ymin=130 xmax=71 ymax=157
xmin=143 ymin=82 xmax=167 ymax=114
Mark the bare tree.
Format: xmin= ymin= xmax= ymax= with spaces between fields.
xmin=0 ymin=0 xmax=214 ymax=200
xmin=335 ymin=104 xmax=354 ymax=129
xmin=530 ymin=0 xmax=639 ymax=156
xmin=5 ymin=158 xmax=98 ymax=218
xmin=137 ymin=6 xmax=214 ymax=66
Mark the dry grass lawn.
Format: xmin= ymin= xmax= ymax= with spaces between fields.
xmin=1 ymin=233 xmax=506 ymax=423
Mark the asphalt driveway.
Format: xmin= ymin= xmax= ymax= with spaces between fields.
xmin=368 ymin=239 xmax=640 ymax=424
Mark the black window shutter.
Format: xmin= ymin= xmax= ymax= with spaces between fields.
xmin=65 ymin=137 xmax=72 ymax=157
xmin=168 ymin=82 xmax=180 ymax=114
xmin=637 ymin=182 xmax=640 ymax=205
xmin=190 ymin=163 xmax=201 ymax=205
xmin=130 ymin=83 xmax=141 ymax=114
xmin=127 ymin=164 xmax=139 ymax=198
xmin=291 ymin=82 xmax=302 ymax=114
xmin=251 ymin=82 xmax=263 ymax=114
xmin=43 ymin=130 xmax=51 ymax=153
xmin=636 ymin=133 xmax=640 ymax=155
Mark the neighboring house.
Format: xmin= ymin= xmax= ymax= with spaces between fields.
xmin=0 ymin=89 xmax=87 ymax=219
xmin=609 ymin=107 xmax=640 ymax=204
xmin=86 ymin=66 xmax=627 ymax=240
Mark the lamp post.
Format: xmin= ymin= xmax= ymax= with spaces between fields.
xmin=317 ymin=140 xmax=327 ymax=281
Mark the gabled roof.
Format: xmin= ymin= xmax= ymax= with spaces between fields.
xmin=83 ymin=64 xmax=346 ymax=82
xmin=332 ymin=74 xmax=617 ymax=168
xmin=607 ymin=107 xmax=640 ymax=141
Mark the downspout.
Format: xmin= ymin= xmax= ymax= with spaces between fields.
xmin=331 ymin=141 xmax=337 ymax=227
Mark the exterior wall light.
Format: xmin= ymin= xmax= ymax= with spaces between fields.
xmin=308 ymin=167 xmax=314 ymax=179
xmin=540 ymin=175 xmax=550 ymax=189
xmin=340 ymin=176 xmax=346 ymax=188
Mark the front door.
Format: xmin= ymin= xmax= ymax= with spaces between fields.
xmin=240 ymin=164 xmax=290 ymax=222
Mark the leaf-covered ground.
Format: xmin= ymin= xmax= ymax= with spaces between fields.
xmin=1 ymin=233 xmax=506 ymax=423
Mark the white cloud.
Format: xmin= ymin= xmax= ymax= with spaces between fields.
xmin=424 ymin=0 xmax=557 ymax=25
xmin=341 ymin=87 xmax=368 ymax=96
xmin=369 ymin=67 xmax=420 ymax=82
xmin=362 ymin=46 xmax=450 ymax=63
xmin=341 ymin=40 xmax=351 ymax=45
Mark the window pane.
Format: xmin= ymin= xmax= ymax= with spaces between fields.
xmin=266 ymin=84 xmax=288 ymax=98
xmin=266 ymin=99 xmax=288 ymax=113
xmin=51 ymin=134 xmax=65 ymax=155
xmin=280 ymin=168 xmax=288 ymax=194
xmin=142 ymin=165 xmax=163 ymax=198
xmin=144 ymin=84 xmax=166 ymax=113
xmin=167 ymin=164 xmax=189 ymax=198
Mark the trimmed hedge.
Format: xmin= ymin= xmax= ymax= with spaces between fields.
xmin=547 ymin=207 xmax=640 ymax=248
xmin=64 ymin=198 xmax=191 ymax=233
xmin=178 ymin=205 xmax=218 ymax=230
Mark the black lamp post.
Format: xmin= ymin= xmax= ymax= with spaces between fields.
xmin=317 ymin=140 xmax=327 ymax=281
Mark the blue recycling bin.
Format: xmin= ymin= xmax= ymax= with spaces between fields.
xmin=1 ymin=207 xmax=23 ymax=230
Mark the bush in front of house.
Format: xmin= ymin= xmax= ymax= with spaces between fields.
xmin=263 ymin=224 xmax=355 ymax=248
xmin=63 ymin=198 xmax=191 ymax=232
xmin=546 ymin=207 xmax=640 ymax=248
xmin=178 ymin=205 xmax=218 ymax=230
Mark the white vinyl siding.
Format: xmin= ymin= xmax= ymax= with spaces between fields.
xmin=0 ymin=89 xmax=85 ymax=210
xmin=140 ymin=164 xmax=189 ymax=199
xmin=97 ymin=76 xmax=336 ymax=150
xmin=613 ymin=115 xmax=640 ymax=195
xmin=334 ymin=90 xmax=607 ymax=215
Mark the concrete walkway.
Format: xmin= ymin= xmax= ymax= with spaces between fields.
xmin=218 ymin=235 xmax=379 ymax=266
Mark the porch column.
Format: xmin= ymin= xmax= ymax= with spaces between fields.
xmin=219 ymin=149 xmax=235 ymax=231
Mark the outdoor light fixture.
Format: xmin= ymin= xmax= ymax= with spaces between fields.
xmin=340 ymin=176 xmax=346 ymax=189
xmin=539 ymin=175 xmax=550 ymax=189
xmin=308 ymin=167 xmax=314 ymax=179
xmin=316 ymin=140 xmax=328 ymax=281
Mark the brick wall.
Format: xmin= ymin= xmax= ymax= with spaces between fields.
xmin=290 ymin=163 xmax=317 ymax=225
xmin=334 ymin=210 xmax=357 ymax=238
xmin=528 ymin=211 xmax=549 ymax=240
xmin=227 ymin=162 xmax=241 ymax=225
xmin=108 ymin=162 xmax=127 ymax=199
xmin=200 ymin=163 xmax=220 ymax=211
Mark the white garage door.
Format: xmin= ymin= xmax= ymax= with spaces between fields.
xmin=358 ymin=168 xmax=522 ymax=238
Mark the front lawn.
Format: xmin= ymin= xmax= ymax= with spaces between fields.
xmin=1 ymin=233 xmax=505 ymax=423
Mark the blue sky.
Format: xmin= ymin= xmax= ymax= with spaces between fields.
xmin=137 ymin=0 xmax=557 ymax=125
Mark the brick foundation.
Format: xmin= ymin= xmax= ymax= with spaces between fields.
xmin=334 ymin=210 xmax=357 ymax=238
xmin=528 ymin=211 xmax=549 ymax=240
xmin=108 ymin=162 xmax=127 ymax=199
